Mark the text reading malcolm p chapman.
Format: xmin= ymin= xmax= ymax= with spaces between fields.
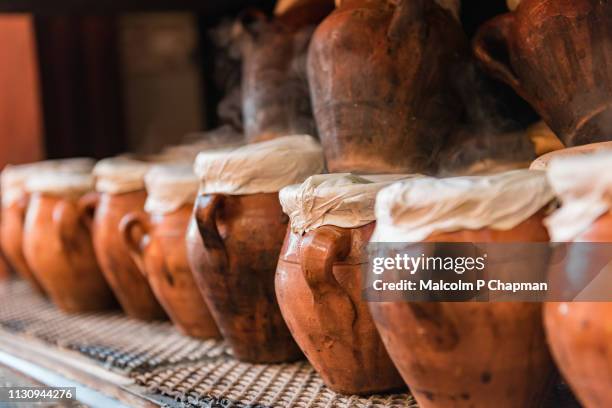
xmin=370 ymin=253 xmax=548 ymax=293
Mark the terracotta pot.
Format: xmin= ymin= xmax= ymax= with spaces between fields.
xmin=120 ymin=205 xmax=220 ymax=339
xmin=84 ymin=191 xmax=166 ymax=320
xmin=276 ymin=222 xmax=404 ymax=394
xmin=544 ymin=212 xmax=612 ymax=408
xmin=0 ymin=196 xmax=45 ymax=294
xmin=191 ymin=193 xmax=302 ymax=363
xmin=369 ymin=213 xmax=555 ymax=407
xmin=240 ymin=8 xmax=325 ymax=143
xmin=22 ymin=193 xmax=116 ymax=312
xmin=308 ymin=0 xmax=468 ymax=173
xmin=474 ymin=0 xmax=612 ymax=147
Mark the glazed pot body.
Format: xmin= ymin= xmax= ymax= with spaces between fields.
xmin=1 ymin=198 xmax=45 ymax=293
xmin=241 ymin=15 xmax=318 ymax=142
xmin=308 ymin=0 xmax=467 ymax=173
xmin=474 ymin=0 xmax=612 ymax=147
xmin=89 ymin=191 xmax=166 ymax=320
xmin=121 ymin=205 xmax=220 ymax=339
xmin=544 ymin=212 xmax=612 ymax=408
xmin=276 ymin=222 xmax=404 ymax=394
xmin=22 ymin=194 xmax=116 ymax=312
xmin=369 ymin=213 xmax=555 ymax=407
xmin=192 ymin=192 xmax=302 ymax=363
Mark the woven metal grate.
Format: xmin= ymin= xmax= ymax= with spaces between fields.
xmin=0 ymin=280 xmax=417 ymax=407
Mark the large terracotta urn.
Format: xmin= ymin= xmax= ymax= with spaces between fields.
xmin=87 ymin=157 xmax=166 ymax=320
xmin=308 ymin=0 xmax=468 ymax=173
xmin=543 ymin=150 xmax=612 ymax=408
xmin=368 ymin=170 xmax=557 ymax=407
xmin=120 ymin=164 xmax=219 ymax=339
xmin=276 ymin=174 xmax=410 ymax=394
xmin=474 ymin=0 xmax=612 ymax=147
xmin=239 ymin=2 xmax=331 ymax=142
xmin=189 ymin=136 xmax=324 ymax=363
xmin=22 ymin=171 xmax=116 ymax=312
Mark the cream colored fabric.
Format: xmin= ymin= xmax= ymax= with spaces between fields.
xmin=93 ymin=157 xmax=152 ymax=194
xmin=280 ymin=173 xmax=418 ymax=235
xmin=194 ymin=135 xmax=324 ymax=195
xmin=144 ymin=163 xmax=198 ymax=215
xmin=545 ymin=151 xmax=612 ymax=242
xmin=372 ymin=170 xmax=555 ymax=242
xmin=530 ymin=142 xmax=612 ymax=170
xmin=1 ymin=158 xmax=94 ymax=207
xmin=26 ymin=172 xmax=94 ymax=197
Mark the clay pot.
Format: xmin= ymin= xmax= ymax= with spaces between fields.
xmin=276 ymin=222 xmax=404 ymax=394
xmin=120 ymin=205 xmax=220 ymax=339
xmin=544 ymin=208 xmax=612 ymax=407
xmin=474 ymin=0 xmax=612 ymax=147
xmin=240 ymin=7 xmax=327 ymax=142
xmin=22 ymin=193 xmax=116 ymax=312
xmin=0 ymin=196 xmax=45 ymax=294
xmin=84 ymin=191 xmax=166 ymax=320
xmin=369 ymin=213 xmax=556 ymax=407
xmin=308 ymin=0 xmax=468 ymax=173
xmin=191 ymin=193 xmax=302 ymax=363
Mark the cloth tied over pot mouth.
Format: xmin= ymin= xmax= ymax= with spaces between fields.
xmin=1 ymin=158 xmax=94 ymax=207
xmin=545 ymin=151 xmax=612 ymax=242
xmin=93 ymin=156 xmax=154 ymax=195
xmin=194 ymin=135 xmax=325 ymax=195
xmin=144 ymin=163 xmax=198 ymax=215
xmin=530 ymin=142 xmax=612 ymax=171
xmin=25 ymin=172 xmax=94 ymax=198
xmin=280 ymin=173 xmax=419 ymax=235
xmin=372 ymin=169 xmax=555 ymax=242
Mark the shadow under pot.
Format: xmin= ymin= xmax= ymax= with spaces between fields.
xmin=120 ymin=205 xmax=220 ymax=339
xmin=276 ymin=223 xmax=404 ymax=394
xmin=192 ymin=193 xmax=302 ymax=363
xmin=1 ymin=195 xmax=46 ymax=294
xmin=473 ymin=0 xmax=612 ymax=147
xmin=307 ymin=0 xmax=467 ymax=173
xmin=542 ymin=151 xmax=612 ymax=408
xmin=22 ymin=177 xmax=116 ymax=312
xmin=368 ymin=171 xmax=557 ymax=407
xmin=83 ymin=191 xmax=166 ymax=320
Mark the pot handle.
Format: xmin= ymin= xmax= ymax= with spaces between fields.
xmin=300 ymin=226 xmax=356 ymax=333
xmin=388 ymin=0 xmax=424 ymax=44
xmin=77 ymin=192 xmax=100 ymax=230
xmin=119 ymin=211 xmax=150 ymax=277
xmin=473 ymin=13 xmax=523 ymax=95
xmin=53 ymin=199 xmax=88 ymax=249
xmin=194 ymin=194 xmax=229 ymax=275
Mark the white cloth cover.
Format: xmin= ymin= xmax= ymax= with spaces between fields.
xmin=93 ymin=157 xmax=152 ymax=194
xmin=194 ymin=135 xmax=324 ymax=195
xmin=144 ymin=163 xmax=198 ymax=215
xmin=372 ymin=169 xmax=555 ymax=242
xmin=25 ymin=172 xmax=94 ymax=197
xmin=530 ymin=142 xmax=612 ymax=170
xmin=280 ymin=173 xmax=418 ymax=235
xmin=1 ymin=158 xmax=94 ymax=207
xmin=545 ymin=151 xmax=612 ymax=242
